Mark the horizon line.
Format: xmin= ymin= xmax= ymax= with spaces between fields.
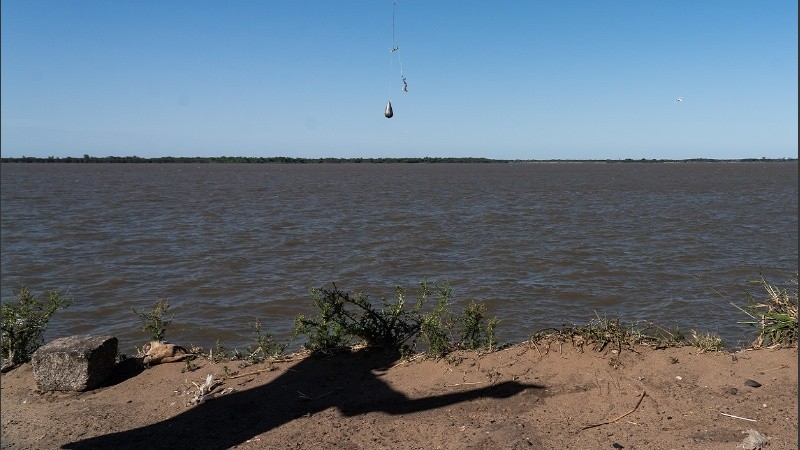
xmin=1 ymin=155 xmax=797 ymax=164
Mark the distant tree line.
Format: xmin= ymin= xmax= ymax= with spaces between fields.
xmin=0 ymin=155 xmax=796 ymax=164
xmin=0 ymin=155 xmax=505 ymax=164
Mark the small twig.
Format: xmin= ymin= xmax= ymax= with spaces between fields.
xmin=445 ymin=381 xmax=486 ymax=387
xmin=226 ymin=367 xmax=275 ymax=379
xmin=272 ymin=357 xmax=302 ymax=363
xmin=390 ymin=353 xmax=425 ymax=368
xmin=580 ymin=391 xmax=647 ymax=431
xmin=720 ymin=412 xmax=757 ymax=422
xmin=298 ymin=379 xmax=349 ymax=400
xmin=220 ymin=355 xmax=301 ymax=380
xmin=531 ymin=340 xmax=542 ymax=357
xmin=298 ymin=388 xmax=335 ymax=400
xmin=729 ymin=301 xmax=757 ymax=320
xmin=247 ymin=347 xmax=263 ymax=359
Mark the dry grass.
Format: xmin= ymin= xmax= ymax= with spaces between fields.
xmin=735 ymin=275 xmax=798 ymax=348
xmin=689 ymin=330 xmax=724 ymax=353
xmin=528 ymin=313 xmax=690 ymax=355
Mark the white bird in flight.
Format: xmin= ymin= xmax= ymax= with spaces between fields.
xmin=675 ymin=97 xmax=684 ymax=103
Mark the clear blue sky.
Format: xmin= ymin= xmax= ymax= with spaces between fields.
xmin=2 ymin=1 xmax=797 ymax=160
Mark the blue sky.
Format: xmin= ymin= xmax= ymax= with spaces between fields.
xmin=1 ymin=1 xmax=797 ymax=160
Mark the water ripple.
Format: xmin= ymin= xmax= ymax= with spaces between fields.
xmin=1 ymin=162 xmax=797 ymax=352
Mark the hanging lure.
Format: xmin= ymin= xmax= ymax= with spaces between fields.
xmin=384 ymin=0 xmax=407 ymax=118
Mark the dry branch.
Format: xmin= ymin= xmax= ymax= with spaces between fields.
xmin=579 ymin=391 xmax=647 ymax=431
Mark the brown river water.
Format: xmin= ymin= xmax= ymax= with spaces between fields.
xmin=1 ymin=162 xmax=797 ymax=352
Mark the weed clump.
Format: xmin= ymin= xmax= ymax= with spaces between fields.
xmin=569 ymin=314 xmax=644 ymax=353
xmin=690 ymin=330 xmax=724 ymax=353
xmin=240 ymin=318 xmax=286 ymax=366
xmin=132 ymin=299 xmax=172 ymax=342
xmin=529 ymin=313 xmax=688 ymax=354
xmin=209 ymin=339 xmax=227 ymax=363
xmin=1 ymin=287 xmax=71 ymax=372
xmin=738 ymin=275 xmax=798 ymax=348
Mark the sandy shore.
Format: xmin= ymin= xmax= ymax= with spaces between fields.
xmin=1 ymin=342 xmax=797 ymax=449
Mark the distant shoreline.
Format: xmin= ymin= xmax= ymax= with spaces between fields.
xmin=1 ymin=156 xmax=797 ymax=164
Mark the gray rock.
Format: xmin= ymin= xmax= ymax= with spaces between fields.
xmin=31 ymin=335 xmax=118 ymax=392
xmin=744 ymin=379 xmax=762 ymax=388
xmin=740 ymin=429 xmax=769 ymax=450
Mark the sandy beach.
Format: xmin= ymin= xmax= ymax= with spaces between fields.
xmin=1 ymin=340 xmax=797 ymax=449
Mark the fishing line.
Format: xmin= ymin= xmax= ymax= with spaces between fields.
xmin=385 ymin=0 xmax=408 ymax=118
xmin=393 ymin=0 xmax=408 ymax=93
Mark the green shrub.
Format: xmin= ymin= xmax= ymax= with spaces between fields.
xmin=456 ymin=301 xmax=499 ymax=353
xmin=418 ymin=283 xmax=454 ymax=357
xmin=294 ymin=284 xmax=421 ymax=352
xmin=294 ymin=282 xmax=500 ymax=358
xmin=132 ymin=298 xmax=172 ymax=342
xmin=1 ymin=287 xmax=70 ymax=371
xmin=294 ymin=287 xmax=356 ymax=351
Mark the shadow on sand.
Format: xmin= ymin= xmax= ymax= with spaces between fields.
xmin=99 ymin=357 xmax=146 ymax=388
xmin=64 ymin=348 xmax=544 ymax=449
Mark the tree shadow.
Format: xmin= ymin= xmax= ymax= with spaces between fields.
xmin=63 ymin=348 xmax=545 ymax=449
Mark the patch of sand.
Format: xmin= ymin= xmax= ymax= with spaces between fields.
xmin=1 ymin=343 xmax=797 ymax=449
